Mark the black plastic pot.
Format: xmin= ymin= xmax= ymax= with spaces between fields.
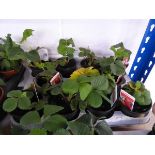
xmin=30 ymin=67 xmax=43 ymax=77
xmin=0 ymin=60 xmax=22 ymax=80
xmin=0 ymin=87 xmax=7 ymax=122
xmin=4 ymin=65 xmax=25 ymax=93
xmin=35 ymin=76 xmax=48 ymax=87
xmin=80 ymin=58 xmax=101 ymax=70
xmin=119 ymin=84 xmax=152 ymax=118
xmin=120 ymin=101 xmax=152 ymax=118
xmin=56 ymin=59 xmax=77 ymax=78
xmin=0 ymin=66 xmax=25 ymax=122
xmin=86 ymin=98 xmax=117 ymax=119
xmin=80 ymin=59 xmax=91 ymax=68
xmin=0 ymin=87 xmax=4 ymax=103
xmin=49 ymin=95 xmax=80 ymax=121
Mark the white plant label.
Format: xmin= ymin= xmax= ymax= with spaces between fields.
xmin=38 ymin=48 xmax=49 ymax=61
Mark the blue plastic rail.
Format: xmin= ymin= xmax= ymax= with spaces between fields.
xmin=129 ymin=19 xmax=155 ymax=83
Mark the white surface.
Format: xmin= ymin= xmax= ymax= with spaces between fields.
xmin=0 ymin=19 xmax=148 ymax=60
xmin=106 ymin=111 xmax=150 ymax=127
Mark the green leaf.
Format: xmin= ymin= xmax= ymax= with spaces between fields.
xmin=79 ymin=101 xmax=87 ymax=110
xmin=20 ymin=29 xmax=34 ymax=43
xmin=95 ymin=121 xmax=113 ymax=135
xmin=87 ymin=91 xmax=102 ymax=108
xmin=66 ymin=47 xmax=75 ymax=58
xmin=44 ymin=62 xmax=56 ymax=70
xmin=76 ymin=114 xmax=92 ymax=127
xmin=4 ymin=34 xmax=13 ymax=52
xmin=43 ymin=115 xmax=68 ymax=132
xmin=0 ymin=79 xmax=5 ymax=86
xmin=99 ymin=56 xmax=114 ymax=67
xmin=20 ymin=111 xmax=40 ymax=126
xmin=91 ymin=75 xmax=109 ymax=90
xmin=66 ymin=38 xmax=75 ymax=47
xmin=7 ymin=90 xmax=23 ymax=98
xmin=18 ymin=97 xmax=31 ymax=110
xmin=44 ymin=105 xmax=64 ymax=117
xmin=98 ymin=91 xmax=113 ymax=106
xmin=79 ymin=83 xmax=92 ymax=101
xmin=34 ymin=100 xmax=45 ymax=111
xmin=8 ymin=47 xmax=26 ymax=60
xmin=50 ymin=86 xmax=62 ymax=96
xmin=1 ymin=59 xmax=11 ymax=70
xmin=68 ymin=121 xmax=93 ymax=135
xmin=26 ymin=49 xmax=40 ymax=62
xmin=110 ymin=60 xmax=125 ymax=76
xmin=29 ymin=129 xmax=47 ymax=135
xmin=57 ymin=38 xmax=75 ymax=57
xmin=135 ymin=81 xmax=142 ymax=90
xmin=3 ymin=98 xmax=18 ymax=112
xmin=54 ymin=128 xmax=71 ymax=135
xmin=134 ymin=90 xmax=151 ymax=106
xmin=77 ymin=75 xmax=92 ymax=83
xmin=110 ymin=42 xmax=131 ymax=60
xmin=26 ymin=91 xmax=34 ymax=99
xmin=62 ymin=79 xmax=79 ymax=95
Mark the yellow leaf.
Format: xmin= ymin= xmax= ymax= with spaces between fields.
xmin=70 ymin=67 xmax=100 ymax=80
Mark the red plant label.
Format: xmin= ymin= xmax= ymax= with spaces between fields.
xmin=120 ymin=89 xmax=135 ymax=111
xmin=50 ymin=72 xmax=62 ymax=85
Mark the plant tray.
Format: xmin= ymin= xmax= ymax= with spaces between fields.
xmin=106 ymin=111 xmax=150 ymax=127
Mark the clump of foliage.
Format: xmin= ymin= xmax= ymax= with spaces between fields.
xmin=57 ymin=38 xmax=75 ymax=65
xmin=20 ymin=29 xmax=34 ymax=43
xmin=54 ymin=113 xmax=113 ymax=135
xmin=110 ymin=42 xmax=132 ymax=61
xmin=70 ymin=67 xmax=100 ymax=80
xmin=0 ymin=29 xmax=39 ymax=71
xmin=2 ymin=89 xmax=68 ymax=134
xmin=30 ymin=60 xmax=56 ymax=71
xmin=98 ymin=56 xmax=125 ymax=76
xmin=62 ymin=73 xmax=115 ymax=110
xmin=98 ymin=42 xmax=132 ymax=77
xmin=79 ymin=47 xmax=96 ymax=66
xmin=123 ymin=81 xmax=152 ymax=106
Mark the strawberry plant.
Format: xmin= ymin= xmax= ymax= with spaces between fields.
xmin=62 ymin=73 xmax=115 ymax=110
xmin=79 ymin=47 xmax=96 ymax=67
xmin=98 ymin=56 xmax=126 ymax=79
xmin=110 ymin=42 xmax=132 ymax=61
xmin=57 ymin=38 xmax=75 ymax=65
xmin=123 ymin=81 xmax=152 ymax=106
xmin=2 ymin=89 xmax=66 ymax=134
xmin=0 ymin=29 xmax=39 ymax=71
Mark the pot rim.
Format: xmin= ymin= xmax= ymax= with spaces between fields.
xmin=120 ymin=100 xmax=152 ymax=118
xmin=0 ymin=87 xmax=4 ymax=101
xmin=0 ymin=63 xmax=23 ymax=73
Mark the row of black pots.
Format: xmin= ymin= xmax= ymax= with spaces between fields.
xmin=30 ymin=58 xmax=99 ymax=79
xmin=6 ymin=92 xmax=80 ymax=134
xmin=86 ymin=87 xmax=152 ymax=119
xmin=30 ymin=59 xmax=77 ymax=78
xmin=80 ymin=58 xmax=101 ymax=70
xmin=29 ymin=58 xmax=152 ymax=120
xmin=34 ymin=75 xmax=152 ymax=120
xmin=0 ymin=65 xmax=26 ymax=121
